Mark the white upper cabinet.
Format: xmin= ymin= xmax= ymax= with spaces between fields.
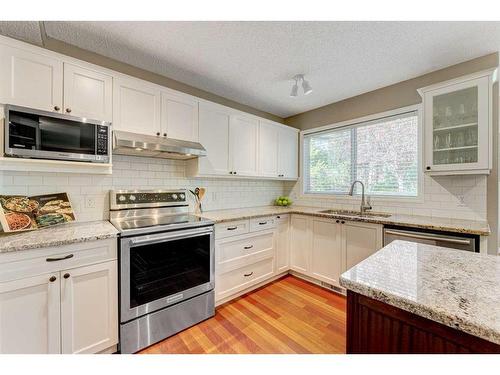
xmin=419 ymin=71 xmax=493 ymax=175
xmin=0 ymin=44 xmax=63 ymax=112
xmin=113 ymin=76 xmax=161 ymax=135
xmin=229 ymin=114 xmax=259 ymax=176
xmin=161 ymin=91 xmax=199 ymax=142
xmin=258 ymin=120 xmax=279 ymax=177
xmin=63 ymin=63 xmax=113 ymax=122
xmin=278 ymin=126 xmax=299 ymax=179
xmin=191 ymin=102 xmax=231 ymax=176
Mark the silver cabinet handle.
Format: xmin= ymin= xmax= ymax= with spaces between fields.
xmin=46 ymin=254 xmax=74 ymax=262
xmin=244 ymin=245 xmax=253 ymax=250
xmin=384 ymin=230 xmax=471 ymax=245
xmin=244 ymin=272 xmax=253 ymax=277
xmin=227 ymin=226 xmax=238 ymax=231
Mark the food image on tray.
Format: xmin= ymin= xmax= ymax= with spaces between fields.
xmin=5 ymin=212 xmax=33 ymax=231
xmin=0 ymin=192 xmax=76 ymax=233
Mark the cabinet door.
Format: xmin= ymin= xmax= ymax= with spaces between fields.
xmin=278 ymin=127 xmax=299 ymax=179
xmin=290 ymin=215 xmax=310 ymax=273
xmin=229 ymin=115 xmax=259 ymax=176
xmin=311 ymin=218 xmax=342 ymax=285
xmin=63 ymin=63 xmax=113 ymax=122
xmin=0 ymin=44 xmax=63 ymax=112
xmin=258 ymin=120 xmax=279 ymax=177
xmin=113 ymin=76 xmax=161 ymax=135
xmin=275 ymin=215 xmax=290 ymax=273
xmin=161 ymin=92 xmax=199 ymax=142
xmin=0 ymin=273 xmax=60 ymax=354
xmin=61 ymin=261 xmax=118 ymax=354
xmin=342 ymin=221 xmax=383 ymax=271
xmin=424 ymin=76 xmax=490 ymax=173
xmin=198 ymin=102 xmax=231 ymax=175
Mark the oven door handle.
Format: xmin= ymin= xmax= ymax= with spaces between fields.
xmin=129 ymin=226 xmax=213 ymax=246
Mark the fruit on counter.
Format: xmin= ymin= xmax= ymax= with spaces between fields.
xmin=275 ymin=196 xmax=292 ymax=206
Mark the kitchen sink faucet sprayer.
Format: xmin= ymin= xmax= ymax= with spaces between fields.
xmin=349 ymin=180 xmax=372 ymax=215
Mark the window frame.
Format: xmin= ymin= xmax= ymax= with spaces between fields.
xmin=300 ymin=104 xmax=424 ymax=202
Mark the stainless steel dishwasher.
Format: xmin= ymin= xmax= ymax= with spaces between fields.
xmin=383 ymin=225 xmax=479 ymax=252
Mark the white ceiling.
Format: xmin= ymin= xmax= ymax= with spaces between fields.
xmin=1 ymin=21 xmax=500 ymax=118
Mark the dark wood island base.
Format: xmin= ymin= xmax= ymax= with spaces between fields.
xmin=346 ymin=291 xmax=500 ymax=354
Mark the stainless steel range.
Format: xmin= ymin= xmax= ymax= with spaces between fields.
xmin=109 ymin=189 xmax=215 ymax=354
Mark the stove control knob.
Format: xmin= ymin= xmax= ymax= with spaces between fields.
xmin=179 ymin=193 xmax=185 ymax=200
xmin=118 ymin=195 xmax=126 ymax=202
xmin=172 ymin=194 xmax=178 ymax=200
xmin=129 ymin=195 xmax=136 ymax=201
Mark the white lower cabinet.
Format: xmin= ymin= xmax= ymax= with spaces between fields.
xmin=290 ymin=215 xmax=310 ymax=273
xmin=310 ymin=217 xmax=342 ymax=285
xmin=342 ymin=221 xmax=383 ymax=271
xmin=0 ymin=239 xmax=118 ymax=354
xmin=275 ymin=215 xmax=290 ymax=273
xmin=61 ymin=260 xmax=118 ymax=354
xmin=0 ymin=272 xmax=61 ymax=354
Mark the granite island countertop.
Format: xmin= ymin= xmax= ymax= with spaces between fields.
xmin=339 ymin=240 xmax=500 ymax=345
xmin=198 ymin=205 xmax=490 ymax=236
xmin=0 ymin=220 xmax=119 ymax=254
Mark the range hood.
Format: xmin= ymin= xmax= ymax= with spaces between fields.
xmin=112 ymin=130 xmax=207 ymax=160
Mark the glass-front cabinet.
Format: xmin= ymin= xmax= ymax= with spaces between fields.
xmin=419 ymin=72 xmax=493 ymax=175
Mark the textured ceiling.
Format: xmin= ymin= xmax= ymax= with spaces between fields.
xmin=1 ymin=21 xmax=500 ymax=117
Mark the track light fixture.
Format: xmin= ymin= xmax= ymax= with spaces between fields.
xmin=290 ymin=74 xmax=313 ymax=97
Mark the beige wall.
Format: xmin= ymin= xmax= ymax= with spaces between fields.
xmin=39 ymin=36 xmax=284 ymax=124
xmin=285 ymin=53 xmax=499 ymax=130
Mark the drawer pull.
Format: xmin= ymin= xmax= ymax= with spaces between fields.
xmin=258 ymin=221 xmax=267 ymax=225
xmin=46 ymin=254 xmax=74 ymax=262
xmin=244 ymin=245 xmax=253 ymax=250
xmin=227 ymin=226 xmax=238 ymax=231
xmin=243 ymin=272 xmax=254 ymax=277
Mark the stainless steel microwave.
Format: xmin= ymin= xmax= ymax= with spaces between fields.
xmin=4 ymin=105 xmax=111 ymax=163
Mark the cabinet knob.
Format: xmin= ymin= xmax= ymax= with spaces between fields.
xmin=341 ymin=221 xmax=345 ymax=224
xmin=49 ymin=276 xmax=57 ymax=282
xmin=163 ymin=133 xmax=167 ymax=137
xmin=233 ymin=171 xmax=237 ymax=175
xmin=65 ymin=108 xmax=72 ymax=113
xmin=426 ymin=166 xmax=431 ymax=170
xmin=156 ymin=132 xmax=160 ymax=136
xmin=336 ymin=220 xmax=340 ymax=223
xmin=63 ymin=273 xmax=70 ymax=279
xmin=53 ymin=106 xmax=60 ymax=111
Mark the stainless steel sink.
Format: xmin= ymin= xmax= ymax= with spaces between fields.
xmin=317 ymin=209 xmax=392 ymax=218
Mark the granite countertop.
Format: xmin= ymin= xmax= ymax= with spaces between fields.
xmin=339 ymin=240 xmax=500 ymax=345
xmin=198 ymin=205 xmax=490 ymax=236
xmin=0 ymin=221 xmax=119 ymax=254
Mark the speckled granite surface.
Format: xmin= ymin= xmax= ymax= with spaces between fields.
xmin=0 ymin=221 xmax=118 ymax=253
xmin=198 ymin=205 xmax=490 ymax=235
xmin=340 ymin=240 xmax=500 ymax=345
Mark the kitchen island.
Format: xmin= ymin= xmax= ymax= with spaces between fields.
xmin=340 ymin=240 xmax=500 ymax=353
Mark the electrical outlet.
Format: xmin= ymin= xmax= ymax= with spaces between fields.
xmin=85 ymin=197 xmax=96 ymax=209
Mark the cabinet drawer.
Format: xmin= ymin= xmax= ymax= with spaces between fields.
xmin=0 ymin=239 xmax=117 ymax=283
xmin=249 ymin=216 xmax=275 ymax=232
xmin=215 ymin=220 xmax=249 ymax=239
xmin=217 ymin=231 xmax=274 ymax=273
xmin=216 ymin=258 xmax=274 ymax=300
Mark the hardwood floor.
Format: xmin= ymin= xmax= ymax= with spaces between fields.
xmin=140 ymin=275 xmax=346 ymax=354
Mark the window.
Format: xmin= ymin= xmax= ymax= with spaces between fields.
xmin=303 ymin=111 xmax=419 ymax=197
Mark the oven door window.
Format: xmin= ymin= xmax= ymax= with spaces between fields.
xmin=129 ymin=234 xmax=211 ymax=308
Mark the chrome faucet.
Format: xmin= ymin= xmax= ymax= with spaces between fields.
xmin=349 ymin=180 xmax=372 ymax=215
